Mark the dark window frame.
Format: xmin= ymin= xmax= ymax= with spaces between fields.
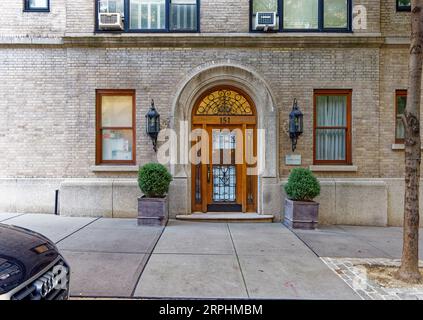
xmin=95 ymin=0 xmax=200 ymax=33
xmin=23 ymin=0 xmax=50 ymax=12
xmin=395 ymin=90 xmax=407 ymax=144
xmin=313 ymin=89 xmax=353 ymax=165
xmin=96 ymin=89 xmax=137 ymax=165
xmin=249 ymin=0 xmax=353 ymax=33
xmin=396 ymin=0 xmax=411 ymax=12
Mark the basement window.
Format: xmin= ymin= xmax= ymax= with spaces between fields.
xmin=24 ymin=0 xmax=50 ymax=12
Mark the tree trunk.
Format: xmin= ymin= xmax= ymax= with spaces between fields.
xmin=396 ymin=0 xmax=423 ymax=284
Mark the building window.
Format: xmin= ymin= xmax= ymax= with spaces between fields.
xmin=170 ymin=0 xmax=198 ymax=31
xmin=96 ymin=90 xmax=136 ymax=165
xmin=96 ymin=0 xmax=199 ymax=32
xmin=323 ymin=0 xmax=349 ymax=29
xmin=99 ymin=0 xmax=124 ymax=14
xmin=24 ymin=0 xmax=50 ymax=12
xmin=397 ymin=0 xmax=411 ymax=12
xmin=283 ymin=0 xmax=319 ymax=30
xmin=250 ymin=0 xmax=351 ymax=32
xmin=314 ymin=90 xmax=352 ymax=165
xmin=395 ymin=90 xmax=407 ymax=143
xmin=130 ymin=0 xmax=166 ymax=30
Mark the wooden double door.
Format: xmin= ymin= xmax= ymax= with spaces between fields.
xmin=191 ymin=87 xmax=258 ymax=213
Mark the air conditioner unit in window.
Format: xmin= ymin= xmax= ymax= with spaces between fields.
xmin=98 ymin=13 xmax=124 ymax=31
xmin=255 ymin=12 xmax=277 ymax=31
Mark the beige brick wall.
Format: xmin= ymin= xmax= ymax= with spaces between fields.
xmin=353 ymin=0 xmax=380 ymax=34
xmin=381 ymin=0 xmax=411 ymax=37
xmin=379 ymin=47 xmax=408 ymax=178
xmin=0 ymin=48 xmax=67 ymax=178
xmin=278 ymin=48 xmax=380 ymax=178
xmin=66 ymin=0 xmax=96 ymax=34
xmin=378 ymin=47 xmax=423 ymax=178
xmin=200 ymin=0 xmax=250 ymax=33
xmin=0 ymin=46 xmax=384 ymax=179
xmin=0 ymin=0 xmax=66 ymax=37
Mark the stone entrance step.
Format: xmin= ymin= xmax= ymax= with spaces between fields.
xmin=176 ymin=213 xmax=274 ymax=223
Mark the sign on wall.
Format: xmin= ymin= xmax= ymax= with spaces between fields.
xmin=285 ymin=154 xmax=302 ymax=166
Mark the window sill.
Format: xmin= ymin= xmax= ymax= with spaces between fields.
xmin=309 ymin=165 xmax=358 ymax=172
xmin=392 ymin=144 xmax=423 ymax=151
xmin=392 ymin=144 xmax=405 ymax=150
xmin=23 ymin=9 xmax=50 ymax=13
xmin=90 ymin=165 xmax=139 ymax=172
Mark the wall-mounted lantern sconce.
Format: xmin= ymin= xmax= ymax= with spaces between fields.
xmin=145 ymin=99 xmax=161 ymax=152
xmin=289 ymin=99 xmax=304 ymax=152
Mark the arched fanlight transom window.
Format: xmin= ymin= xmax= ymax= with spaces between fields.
xmin=195 ymin=88 xmax=255 ymax=116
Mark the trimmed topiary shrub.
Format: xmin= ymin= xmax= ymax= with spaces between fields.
xmin=284 ymin=168 xmax=320 ymax=201
xmin=138 ymin=163 xmax=173 ymax=198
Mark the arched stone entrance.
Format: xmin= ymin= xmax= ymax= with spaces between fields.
xmin=168 ymin=63 xmax=281 ymax=218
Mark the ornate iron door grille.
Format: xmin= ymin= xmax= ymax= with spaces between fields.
xmin=212 ymin=130 xmax=237 ymax=203
xmin=213 ymin=166 xmax=236 ymax=202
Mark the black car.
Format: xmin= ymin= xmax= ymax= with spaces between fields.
xmin=0 ymin=224 xmax=70 ymax=300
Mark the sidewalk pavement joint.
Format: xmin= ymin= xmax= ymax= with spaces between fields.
xmin=227 ymin=223 xmax=250 ymax=298
xmin=130 ymin=222 xmax=167 ymax=297
xmin=56 ymin=217 xmax=102 ymax=244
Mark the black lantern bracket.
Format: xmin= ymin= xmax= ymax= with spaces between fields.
xmin=146 ymin=99 xmax=161 ymax=152
xmin=289 ymin=98 xmax=304 ymax=152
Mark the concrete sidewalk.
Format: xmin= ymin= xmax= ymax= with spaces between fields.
xmin=0 ymin=213 xmax=164 ymax=298
xmin=133 ymin=220 xmax=358 ymax=299
xmin=4 ymin=213 xmax=418 ymax=300
xmin=292 ymin=225 xmax=423 ymax=259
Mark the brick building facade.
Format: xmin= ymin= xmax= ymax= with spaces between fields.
xmin=0 ymin=0 xmax=419 ymax=226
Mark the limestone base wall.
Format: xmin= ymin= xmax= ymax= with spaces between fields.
xmin=0 ymin=178 xmax=421 ymax=227
xmin=0 ymin=178 xmax=63 ymax=214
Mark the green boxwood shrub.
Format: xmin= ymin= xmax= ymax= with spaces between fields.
xmin=284 ymin=168 xmax=320 ymax=201
xmin=138 ymin=163 xmax=173 ymax=198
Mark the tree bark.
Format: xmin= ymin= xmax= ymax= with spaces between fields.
xmin=396 ymin=0 xmax=423 ymax=284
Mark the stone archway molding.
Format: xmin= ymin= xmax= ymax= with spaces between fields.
xmin=167 ymin=61 xmax=281 ymax=217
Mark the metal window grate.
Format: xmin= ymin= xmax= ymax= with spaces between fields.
xmin=213 ymin=166 xmax=236 ymax=203
xmin=195 ymin=164 xmax=202 ymax=204
xmin=100 ymin=14 xmax=119 ymax=24
xmin=257 ymin=12 xmax=275 ymax=25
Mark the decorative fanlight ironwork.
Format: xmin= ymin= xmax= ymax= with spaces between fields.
xmin=195 ymin=89 xmax=254 ymax=116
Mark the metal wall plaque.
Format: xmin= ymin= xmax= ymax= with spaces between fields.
xmin=285 ymin=154 xmax=302 ymax=166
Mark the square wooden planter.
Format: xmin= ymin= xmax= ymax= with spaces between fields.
xmin=137 ymin=196 xmax=169 ymax=226
xmin=283 ymin=198 xmax=319 ymax=230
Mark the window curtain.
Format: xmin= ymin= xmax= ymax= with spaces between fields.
xmin=396 ymin=95 xmax=407 ymax=141
xmin=130 ymin=0 xmax=166 ymax=29
xmin=316 ymin=96 xmax=347 ymax=161
xmin=396 ymin=119 xmax=405 ymax=140
xmin=170 ymin=0 xmax=197 ymax=31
